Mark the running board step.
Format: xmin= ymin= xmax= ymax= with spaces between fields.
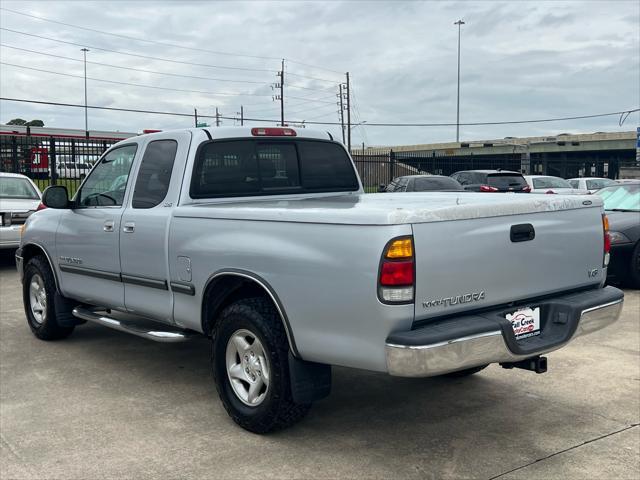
xmin=72 ymin=307 xmax=194 ymax=343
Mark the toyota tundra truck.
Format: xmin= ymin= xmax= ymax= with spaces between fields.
xmin=16 ymin=127 xmax=624 ymax=433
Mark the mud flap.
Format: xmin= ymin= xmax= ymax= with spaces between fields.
xmin=288 ymin=353 xmax=331 ymax=404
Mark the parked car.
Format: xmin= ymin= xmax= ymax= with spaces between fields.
xmin=380 ymin=175 xmax=463 ymax=192
xmin=0 ymin=172 xmax=42 ymax=249
xmin=450 ymin=170 xmax=530 ymax=192
xmin=55 ymin=162 xmax=92 ymax=179
xmin=568 ymin=177 xmax=616 ymax=193
xmin=524 ymin=175 xmax=588 ymax=194
xmin=596 ymin=181 xmax=640 ymax=288
xmin=17 ymin=127 xmax=623 ymax=433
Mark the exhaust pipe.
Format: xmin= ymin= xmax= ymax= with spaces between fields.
xmin=500 ymin=356 xmax=547 ymax=374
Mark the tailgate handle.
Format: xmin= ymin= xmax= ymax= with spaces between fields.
xmin=510 ymin=223 xmax=535 ymax=242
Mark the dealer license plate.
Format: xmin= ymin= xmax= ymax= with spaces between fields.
xmin=506 ymin=307 xmax=541 ymax=340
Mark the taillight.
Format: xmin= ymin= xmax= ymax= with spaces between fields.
xmin=251 ymin=127 xmax=296 ymax=137
xmin=603 ymin=214 xmax=610 ymax=267
xmin=379 ymin=237 xmax=414 ymax=303
xmin=522 ymin=185 xmax=531 ymax=192
xmin=479 ymin=185 xmax=498 ymax=192
xmin=36 ymin=202 xmax=47 ymax=211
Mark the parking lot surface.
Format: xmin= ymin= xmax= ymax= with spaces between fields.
xmin=0 ymin=250 xmax=638 ymax=479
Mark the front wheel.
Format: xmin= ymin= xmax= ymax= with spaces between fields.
xmin=211 ymin=297 xmax=310 ymax=433
xmin=23 ymin=256 xmax=75 ymax=340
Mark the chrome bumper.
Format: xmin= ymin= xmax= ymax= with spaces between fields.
xmin=385 ymin=294 xmax=624 ymax=378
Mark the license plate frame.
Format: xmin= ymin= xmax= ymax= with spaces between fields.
xmin=506 ymin=306 xmax=541 ymax=340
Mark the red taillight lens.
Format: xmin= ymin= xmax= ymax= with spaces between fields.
xmin=380 ymin=261 xmax=414 ymax=286
xmin=36 ymin=202 xmax=47 ymax=211
xmin=479 ymin=185 xmax=499 ymax=192
xmin=603 ymin=214 xmax=610 ymax=267
xmin=251 ymin=127 xmax=297 ymax=137
xmin=379 ymin=236 xmax=415 ymax=303
xmin=522 ymin=185 xmax=531 ymax=192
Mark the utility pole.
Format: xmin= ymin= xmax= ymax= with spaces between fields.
xmin=454 ymin=19 xmax=465 ymax=143
xmin=215 ymin=107 xmax=220 ymax=127
xmin=338 ymin=84 xmax=346 ymax=144
xmin=279 ymin=59 xmax=285 ymax=126
xmin=240 ymin=105 xmax=244 ymax=126
xmin=345 ymin=72 xmax=351 ymax=151
xmin=81 ymin=48 xmax=89 ymax=134
xmin=194 ymin=108 xmax=198 ymax=127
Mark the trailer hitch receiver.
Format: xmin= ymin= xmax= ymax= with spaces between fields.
xmin=500 ymin=356 xmax=547 ymax=374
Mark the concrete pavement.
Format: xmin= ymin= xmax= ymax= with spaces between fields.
xmin=1 ymin=249 xmax=638 ymax=479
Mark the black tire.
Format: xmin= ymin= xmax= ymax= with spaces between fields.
xmin=211 ymin=297 xmax=310 ymax=433
xmin=625 ymin=242 xmax=640 ymax=289
xmin=23 ymin=256 xmax=75 ymax=340
xmin=442 ymin=364 xmax=488 ymax=378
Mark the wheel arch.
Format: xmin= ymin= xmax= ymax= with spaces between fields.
xmin=201 ymin=269 xmax=300 ymax=357
xmin=20 ymin=243 xmax=59 ymax=289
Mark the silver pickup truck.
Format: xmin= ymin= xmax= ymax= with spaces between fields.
xmin=17 ymin=127 xmax=624 ymax=433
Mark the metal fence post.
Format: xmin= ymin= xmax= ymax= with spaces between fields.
xmin=49 ymin=137 xmax=57 ymax=186
xmin=11 ymin=136 xmax=18 ymax=173
xmin=389 ymin=149 xmax=395 ymax=182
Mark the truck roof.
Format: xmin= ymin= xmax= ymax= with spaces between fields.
xmin=140 ymin=126 xmax=338 ymax=142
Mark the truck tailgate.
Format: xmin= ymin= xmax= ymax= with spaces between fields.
xmin=412 ymin=204 xmax=605 ymax=321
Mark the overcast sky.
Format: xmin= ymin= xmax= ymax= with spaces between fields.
xmin=0 ymin=0 xmax=638 ymax=146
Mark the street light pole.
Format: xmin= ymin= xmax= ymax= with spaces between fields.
xmin=81 ymin=48 xmax=89 ymax=134
xmin=454 ymin=20 xmax=465 ymax=143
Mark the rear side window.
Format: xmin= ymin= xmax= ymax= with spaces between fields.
xmin=487 ymin=173 xmax=527 ymax=188
xmin=190 ymin=139 xmax=358 ymax=198
xmin=132 ymin=140 xmax=178 ymax=208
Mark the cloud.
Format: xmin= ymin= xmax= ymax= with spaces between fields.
xmin=0 ymin=0 xmax=638 ymax=146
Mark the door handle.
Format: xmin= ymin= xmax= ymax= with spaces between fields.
xmin=123 ymin=222 xmax=135 ymax=233
xmin=103 ymin=221 xmax=114 ymax=232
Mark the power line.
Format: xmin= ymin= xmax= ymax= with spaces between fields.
xmin=0 ymin=28 xmax=278 ymax=73
xmin=1 ymin=62 xmax=274 ymax=97
xmin=2 ymin=97 xmax=637 ymax=127
xmin=0 ymin=44 xmax=272 ymax=85
xmin=0 ymin=6 xmax=345 ymax=75
xmin=0 ymin=7 xmax=281 ymax=62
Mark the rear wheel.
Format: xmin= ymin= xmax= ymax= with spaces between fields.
xmin=211 ymin=297 xmax=310 ymax=433
xmin=23 ymin=256 xmax=75 ymax=340
xmin=626 ymin=242 xmax=640 ymax=289
xmin=442 ymin=364 xmax=488 ymax=378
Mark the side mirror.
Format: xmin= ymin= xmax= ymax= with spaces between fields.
xmin=42 ymin=185 xmax=71 ymax=209
xmin=378 ymin=183 xmax=386 ymax=192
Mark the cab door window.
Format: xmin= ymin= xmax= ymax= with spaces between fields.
xmin=78 ymin=145 xmax=137 ymax=207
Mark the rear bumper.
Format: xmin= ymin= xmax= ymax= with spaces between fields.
xmin=385 ymin=286 xmax=624 ymax=377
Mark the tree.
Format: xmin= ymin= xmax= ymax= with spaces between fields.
xmin=6 ymin=118 xmax=27 ymax=125
xmin=5 ymin=118 xmax=45 ymax=127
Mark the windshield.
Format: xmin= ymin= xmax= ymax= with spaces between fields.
xmin=412 ymin=177 xmax=463 ymax=191
xmin=0 ymin=177 xmax=39 ymax=199
xmin=532 ymin=177 xmax=572 ymax=189
xmin=597 ymin=184 xmax=640 ymax=211
xmin=586 ymin=178 xmax=616 ymax=190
